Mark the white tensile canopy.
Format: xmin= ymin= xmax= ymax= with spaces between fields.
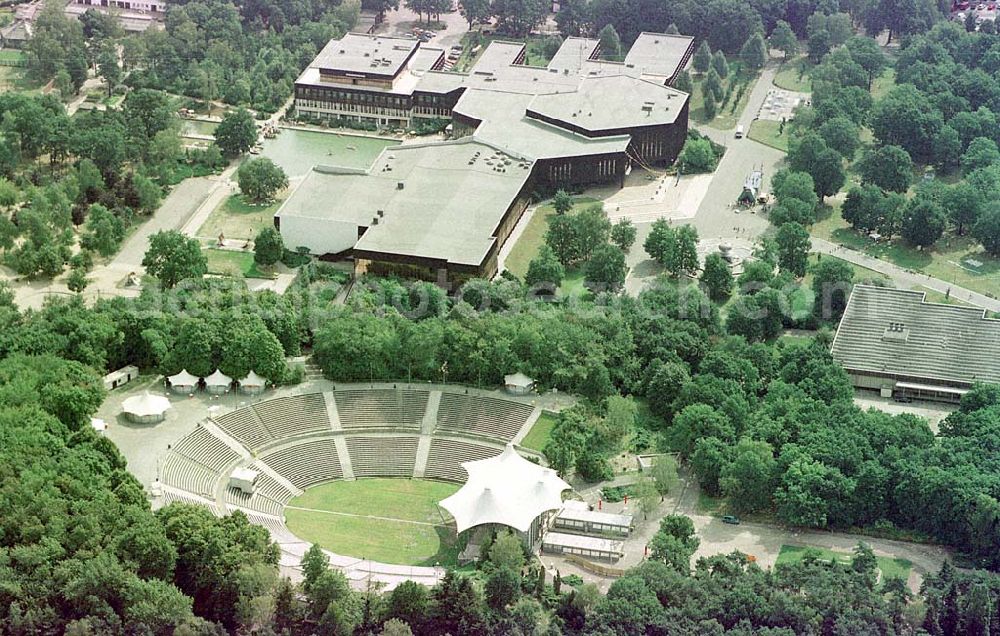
xmin=504 ymin=372 xmax=534 ymax=388
xmin=439 ymin=444 xmax=571 ymax=534
xmin=121 ymin=392 xmax=171 ymax=417
xmin=204 ymin=369 xmax=233 ymax=387
xmin=168 ymin=369 xmax=200 ymax=388
xmin=90 ymin=417 xmax=108 ymax=433
xmin=239 ymin=370 xmax=267 ymax=388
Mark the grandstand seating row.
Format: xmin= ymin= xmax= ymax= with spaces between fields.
xmin=260 ymin=438 xmax=343 ymax=489
xmin=210 ymin=390 xmax=533 ymax=450
xmin=424 ymin=438 xmax=502 ymax=482
xmin=346 ymin=436 xmax=419 ymax=477
xmin=335 ymin=389 xmax=428 ymax=429
xmin=436 ymin=392 xmax=534 ymax=440
xmin=254 ymin=393 xmax=330 ymax=438
xmin=171 ymin=424 xmax=241 ymax=471
xmin=161 ymin=452 xmax=219 ymax=497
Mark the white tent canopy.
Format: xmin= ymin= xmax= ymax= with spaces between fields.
xmin=167 ymin=369 xmax=200 ymax=387
xmin=90 ymin=417 xmax=107 ymax=433
xmin=121 ymin=392 xmax=171 ymax=417
xmin=504 ymin=372 xmax=534 ymax=388
xmin=204 ymin=369 xmax=233 ymax=387
xmin=439 ymin=444 xmax=570 ymax=534
xmin=239 ymin=371 xmax=267 ymax=388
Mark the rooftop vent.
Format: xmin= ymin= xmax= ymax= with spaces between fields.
xmin=883 ymin=322 xmax=909 ymax=342
xmin=364 ymin=52 xmax=370 ymax=57
xmin=377 ymin=210 xmax=385 ymax=217
xmin=371 ymin=217 xmax=379 ymax=225
xmin=339 ymin=49 xmax=345 ymax=54
xmin=397 ymin=182 xmax=404 ymax=190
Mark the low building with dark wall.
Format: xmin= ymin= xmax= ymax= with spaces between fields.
xmin=275 ymin=139 xmax=534 ymax=283
xmin=280 ymin=30 xmax=695 ymax=281
xmin=830 ymin=285 xmax=1000 ymax=402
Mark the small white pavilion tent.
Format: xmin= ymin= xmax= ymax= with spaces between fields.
xmin=439 ymin=444 xmax=570 ymax=546
xmin=121 ymin=392 xmax=171 ymax=424
xmin=238 ymin=370 xmax=267 ymax=395
xmin=204 ymin=369 xmax=233 ymax=395
xmin=503 ymin=372 xmax=535 ymax=395
xmin=167 ymin=369 xmax=200 ymax=394
xmin=90 ymin=417 xmax=108 ymax=435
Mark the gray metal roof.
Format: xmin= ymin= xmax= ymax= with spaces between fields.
xmin=624 ymin=32 xmax=696 ymax=81
xmin=453 ymin=89 xmax=631 ymax=160
xmin=276 ymin=138 xmax=533 ymax=266
xmin=831 ymin=285 xmax=1000 ymax=386
xmin=313 ymin=33 xmax=418 ymax=76
xmin=526 ymin=75 xmax=687 ymax=132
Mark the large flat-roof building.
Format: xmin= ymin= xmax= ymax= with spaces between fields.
xmin=280 ymin=31 xmax=693 ymax=281
xmin=831 ymin=285 xmax=1000 ymax=402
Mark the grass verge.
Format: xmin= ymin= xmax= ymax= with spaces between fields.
xmin=203 ymin=248 xmax=272 ymax=279
xmin=197 ymin=194 xmax=282 ymax=241
xmin=748 ymin=120 xmax=790 ymax=152
xmin=503 ymin=196 xmax=599 ymax=278
xmin=520 ymin=410 xmax=558 ymax=452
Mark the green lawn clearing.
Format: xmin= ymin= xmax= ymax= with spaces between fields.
xmin=0 ymin=49 xmax=26 ymax=65
xmin=520 ymin=410 xmax=558 ymax=452
xmin=748 ymin=120 xmax=790 ymax=152
xmin=285 ymin=478 xmax=461 ymax=566
xmin=197 ymin=193 xmax=282 ymax=241
xmin=690 ymin=70 xmax=761 ymax=130
xmin=776 ymin=545 xmax=912 ymax=582
xmin=503 ymin=196 xmax=599 ymax=278
xmin=203 ymin=248 xmax=272 ymax=279
xmin=812 ymin=201 xmax=1000 ymax=299
xmin=774 ymin=58 xmax=812 ymax=92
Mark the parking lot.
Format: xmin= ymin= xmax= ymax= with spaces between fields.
xmin=952 ymin=2 xmax=999 ymax=28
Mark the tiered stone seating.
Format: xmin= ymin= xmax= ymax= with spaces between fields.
xmin=161 ymin=452 xmax=219 ymax=497
xmin=436 ymin=393 xmax=533 ymax=441
xmin=260 ymin=438 xmax=343 ymax=489
xmin=346 ymin=436 xmax=419 ymax=477
xmin=171 ymin=425 xmax=241 ymax=471
xmin=243 ymin=512 xmax=298 ymax=542
xmin=253 ymin=393 xmax=331 ymax=438
xmin=334 ymin=389 xmax=428 ymax=429
xmin=161 ymin=489 xmax=220 ymax=513
xmin=213 ymin=408 xmax=272 ymax=450
xmin=424 ymin=438 xmax=502 ymax=482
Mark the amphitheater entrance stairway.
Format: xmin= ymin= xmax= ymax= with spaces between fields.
xmin=421 ymin=391 xmax=441 ymax=434
xmin=413 ymin=435 xmax=431 ymax=478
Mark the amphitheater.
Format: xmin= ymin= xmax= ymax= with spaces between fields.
xmin=153 ymin=384 xmax=551 ymax=589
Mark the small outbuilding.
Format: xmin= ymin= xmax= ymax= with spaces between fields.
xmin=229 ymin=467 xmax=260 ymax=494
xmin=541 ymin=531 xmax=625 ymax=562
xmin=103 ymin=365 xmax=139 ymax=391
xmin=167 ymin=369 xmax=200 ymax=394
xmin=503 ymin=372 xmax=535 ymax=395
xmin=238 ymin=371 xmax=267 ymax=395
xmin=204 ymin=370 xmax=233 ymax=395
xmin=90 ymin=417 xmax=108 ymax=435
xmin=121 ymin=392 xmax=170 ymax=424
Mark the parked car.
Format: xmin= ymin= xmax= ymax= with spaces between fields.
xmin=722 ymin=515 xmax=741 ymax=525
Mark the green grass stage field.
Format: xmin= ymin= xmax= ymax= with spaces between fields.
xmin=284 ymin=478 xmax=461 ymax=566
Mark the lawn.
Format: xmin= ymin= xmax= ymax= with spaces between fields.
xmin=203 ymin=248 xmax=272 ymax=279
xmin=812 ymin=202 xmax=1000 ymax=299
xmin=197 ymin=193 xmax=282 ymax=241
xmin=503 ymin=196 xmax=600 ymax=278
xmin=774 ymin=58 xmax=813 ymax=92
xmin=776 ymin=545 xmax=912 ymax=582
xmin=520 ymin=410 xmax=558 ymax=452
xmin=285 ymin=478 xmax=461 ymax=566
xmin=689 ymin=69 xmax=761 ymax=131
xmin=748 ymin=120 xmax=790 ymax=152
xmin=0 ymin=49 xmax=26 ymax=65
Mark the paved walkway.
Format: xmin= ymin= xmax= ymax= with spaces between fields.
xmin=812 ymin=237 xmax=1000 ymax=312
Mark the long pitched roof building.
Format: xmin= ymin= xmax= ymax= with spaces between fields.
xmin=280 ymin=31 xmax=694 ymax=282
xmin=831 ymin=285 xmax=1000 ymax=402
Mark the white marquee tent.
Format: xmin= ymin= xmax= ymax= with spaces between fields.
xmin=439 ymin=444 xmax=570 ymax=535
xmin=121 ymin=392 xmax=171 ymax=423
xmin=167 ymin=369 xmax=200 ymax=394
xmin=503 ymin=372 xmax=535 ymax=395
xmin=204 ymin=369 xmax=233 ymax=395
xmin=238 ymin=371 xmax=267 ymax=394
